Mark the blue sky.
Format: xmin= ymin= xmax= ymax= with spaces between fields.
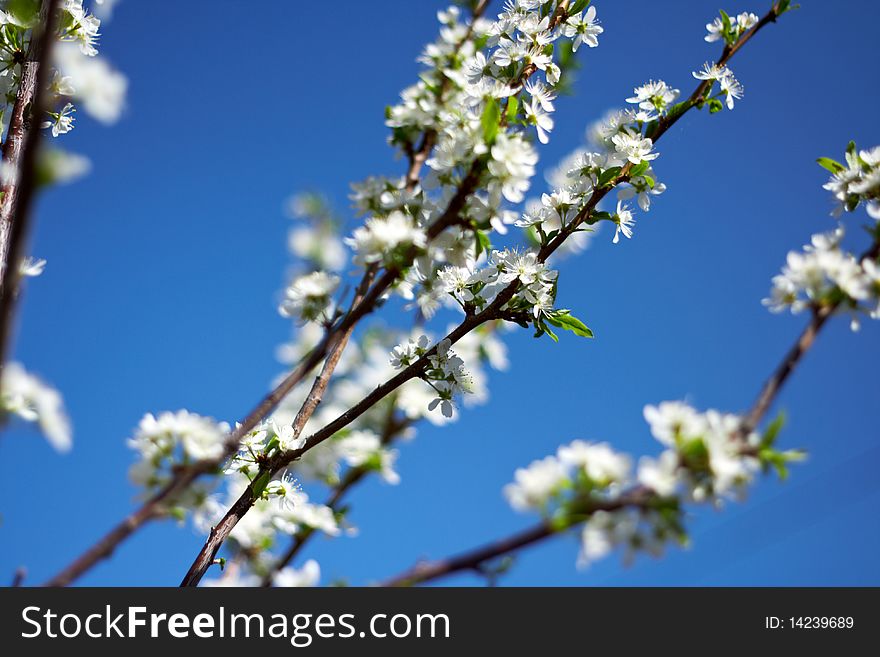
xmin=1 ymin=0 xmax=879 ymax=586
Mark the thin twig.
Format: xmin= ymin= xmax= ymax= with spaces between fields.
xmin=381 ymin=489 xmax=653 ymax=587
xmin=0 ymin=0 xmax=60 ymax=375
xmin=258 ymin=406 xmax=408 ymax=587
xmin=180 ymin=267 xmax=376 ymax=586
xmin=11 ymin=567 xmax=26 ymax=587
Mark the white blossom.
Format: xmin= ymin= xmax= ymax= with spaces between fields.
xmin=503 ymin=455 xmax=569 ymax=511
xmin=273 ymin=560 xmax=320 ymax=588
xmin=611 ymin=132 xmax=658 ymax=165
xmin=1 ymin=363 xmax=72 ymax=452
xmin=279 ymin=271 xmax=340 ymax=322
xmin=346 ymin=211 xmax=427 ymax=265
xmin=561 ymin=6 xmax=603 ymax=51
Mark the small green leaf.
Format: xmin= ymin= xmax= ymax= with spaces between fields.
xmin=629 ymin=161 xmax=650 ymax=178
xmin=505 ymin=95 xmax=519 ymax=124
xmin=597 ymin=166 xmax=622 ymax=188
xmin=761 ymin=411 xmax=786 ymax=447
xmin=534 ymin=318 xmax=558 ymax=342
xmin=719 ymin=9 xmax=732 ymax=38
xmin=546 ymin=310 xmax=594 ymax=338
xmin=474 ymin=229 xmax=491 ymax=258
xmin=481 ymin=99 xmax=501 ymax=146
xmin=7 ymin=0 xmax=40 ymax=26
xmin=569 ymin=0 xmax=592 ymax=14
xmin=707 ymin=98 xmax=724 ymax=114
xmin=816 ymin=157 xmax=845 ymax=174
xmin=251 ymin=471 xmax=272 ymax=498
xmin=643 ymin=175 xmax=655 ymax=189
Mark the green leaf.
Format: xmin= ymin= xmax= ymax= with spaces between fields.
xmin=665 ymin=101 xmax=688 ymax=123
xmin=643 ymin=175 xmax=655 ymax=189
xmin=629 ymin=161 xmax=650 ymax=178
xmin=816 ymin=157 xmax=846 ymax=174
xmin=534 ymin=318 xmax=558 ymax=342
xmin=588 ymin=211 xmax=613 ymax=225
xmin=481 ymin=99 xmax=501 ymax=146
xmin=597 ymin=166 xmax=621 ymax=188
xmin=846 ymin=140 xmax=857 ymax=156
xmin=707 ymin=98 xmax=724 ymax=114
xmin=546 ymin=310 xmax=594 ymax=338
xmin=719 ymin=9 xmax=732 ymax=38
xmin=569 ymin=0 xmax=592 ymax=14
xmin=7 ymin=0 xmax=39 ymax=26
xmin=505 ymin=95 xmax=519 ymax=124
xmin=474 ymin=229 xmax=491 ymax=258
xmin=761 ymin=411 xmax=786 ymax=448
xmin=250 ymin=471 xmax=272 ymax=498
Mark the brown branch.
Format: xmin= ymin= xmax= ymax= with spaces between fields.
xmin=648 ymin=3 xmax=783 ymax=143
xmin=11 ymin=567 xmax=27 ymax=587
xmin=0 ymin=0 xmax=60 ymax=375
xmin=381 ymin=488 xmax=653 ymax=587
xmin=745 ymin=238 xmax=880 ymax=432
xmin=258 ymin=406 xmax=408 ymax=587
xmin=179 ymin=267 xmax=376 ymax=586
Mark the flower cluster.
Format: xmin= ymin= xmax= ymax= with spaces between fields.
xmin=391 ymin=336 xmax=474 ymax=419
xmin=704 ymin=10 xmax=759 ymax=45
xmin=822 ymin=143 xmax=880 ymax=219
xmin=337 ymin=430 xmax=401 ymax=484
xmin=346 ymin=210 xmax=427 ymax=267
xmin=639 ymin=401 xmax=764 ymax=502
xmin=763 ymin=227 xmax=879 ymax=328
xmin=626 ymin=79 xmax=679 ymax=118
xmin=278 ymin=271 xmax=340 ymax=323
xmin=285 ymin=193 xmax=347 ymax=272
xmin=504 ymin=400 xmax=801 ymax=568
xmin=0 ymin=362 xmax=71 ymax=452
xmin=522 ymin=112 xmax=665 ymax=249
xmin=504 ymin=441 xmax=631 ymax=512
xmin=58 ymin=0 xmax=101 ymax=56
xmin=692 ymin=62 xmax=743 ymax=111
xmin=203 ymin=559 xmax=320 ymax=588
xmin=127 ymin=410 xmax=230 ymax=492
xmin=196 ymin=472 xmax=341 ymax=560
xmin=366 ymin=2 xmax=606 ymax=318
xmin=1 ymin=1 xmax=126 ymax=139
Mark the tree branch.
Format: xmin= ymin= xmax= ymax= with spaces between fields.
xmin=258 ymin=406 xmax=409 ymax=587
xmin=381 ymin=488 xmax=653 ymax=587
xmin=0 ymin=0 xmax=60 ymax=375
